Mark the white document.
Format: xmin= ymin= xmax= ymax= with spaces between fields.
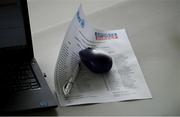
xmin=54 ymin=5 xmax=152 ymax=106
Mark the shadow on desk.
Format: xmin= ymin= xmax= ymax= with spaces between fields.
xmin=0 ymin=108 xmax=58 ymax=116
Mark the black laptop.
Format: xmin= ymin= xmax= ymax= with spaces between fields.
xmin=0 ymin=0 xmax=57 ymax=112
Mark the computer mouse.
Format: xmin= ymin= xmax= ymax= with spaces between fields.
xmin=79 ymin=48 xmax=113 ymax=73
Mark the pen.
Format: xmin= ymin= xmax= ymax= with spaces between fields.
xmin=63 ymin=63 xmax=80 ymax=97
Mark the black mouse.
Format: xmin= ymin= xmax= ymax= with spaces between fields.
xmin=79 ymin=48 xmax=113 ymax=73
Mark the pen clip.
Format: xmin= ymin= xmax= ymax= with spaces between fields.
xmin=63 ymin=81 xmax=73 ymax=97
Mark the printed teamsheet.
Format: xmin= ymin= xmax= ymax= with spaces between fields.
xmin=55 ymin=5 xmax=152 ymax=106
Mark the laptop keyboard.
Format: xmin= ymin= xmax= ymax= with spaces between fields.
xmin=0 ymin=62 xmax=40 ymax=92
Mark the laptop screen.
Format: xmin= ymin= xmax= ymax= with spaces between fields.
xmin=0 ymin=0 xmax=26 ymax=49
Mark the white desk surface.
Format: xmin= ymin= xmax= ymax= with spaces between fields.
xmin=24 ymin=0 xmax=180 ymax=115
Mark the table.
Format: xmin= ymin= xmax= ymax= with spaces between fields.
xmin=23 ymin=0 xmax=180 ymax=115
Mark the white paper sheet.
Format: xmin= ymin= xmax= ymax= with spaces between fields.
xmin=54 ymin=5 xmax=152 ymax=106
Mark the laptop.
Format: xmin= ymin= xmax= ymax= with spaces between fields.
xmin=0 ymin=0 xmax=58 ymax=112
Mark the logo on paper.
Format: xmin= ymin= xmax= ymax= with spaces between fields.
xmin=95 ymin=32 xmax=118 ymax=40
xmin=77 ymin=11 xmax=85 ymax=28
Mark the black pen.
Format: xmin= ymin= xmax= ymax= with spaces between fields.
xmin=63 ymin=63 xmax=80 ymax=97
